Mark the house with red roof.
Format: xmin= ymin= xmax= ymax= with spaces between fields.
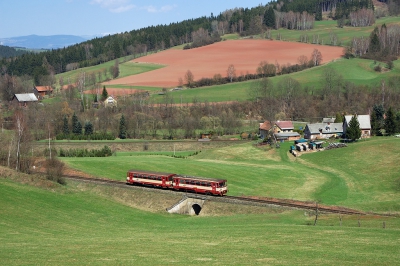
xmin=259 ymin=120 xmax=300 ymax=141
xmin=33 ymin=86 xmax=53 ymax=99
xmin=273 ymin=121 xmax=294 ymax=133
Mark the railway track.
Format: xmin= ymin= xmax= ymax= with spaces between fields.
xmin=62 ymin=174 xmax=365 ymax=215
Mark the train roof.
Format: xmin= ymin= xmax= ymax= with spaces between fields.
xmin=174 ymin=175 xmax=227 ymax=183
xmin=127 ymin=169 xmax=176 ymax=176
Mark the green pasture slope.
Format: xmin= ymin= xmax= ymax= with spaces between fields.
xmin=1 ymin=172 xmax=399 ymax=265
xmin=150 ymin=58 xmax=400 ymax=104
xmin=273 ymin=16 xmax=400 ymax=44
xmin=61 ymin=137 xmax=400 ymax=213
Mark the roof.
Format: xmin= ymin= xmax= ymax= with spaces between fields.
xmin=275 ymin=121 xmax=294 ymax=130
xmin=322 ymin=117 xmax=335 ymax=123
xmin=274 ymin=132 xmax=300 ymax=138
xmin=306 ymin=123 xmax=343 ymax=134
xmin=259 ymin=121 xmax=272 ymax=131
xmin=14 ymin=93 xmax=38 ymax=102
xmin=344 ymin=115 xmax=371 ymax=129
xmin=35 ymin=86 xmax=53 ymax=92
xmin=175 ymin=175 xmax=227 ymax=183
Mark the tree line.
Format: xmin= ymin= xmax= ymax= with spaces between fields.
xmin=1 ymin=0 xmax=375 ymax=83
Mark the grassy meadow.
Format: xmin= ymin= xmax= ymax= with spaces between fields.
xmin=60 ymin=137 xmax=400 ymax=213
xmin=150 ymin=58 xmax=400 ymax=104
xmin=272 ymin=16 xmax=400 ymax=44
xmin=2 ymin=136 xmax=400 ymax=265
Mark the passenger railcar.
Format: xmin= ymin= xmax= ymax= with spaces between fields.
xmin=126 ymin=169 xmax=176 ymax=188
xmin=172 ymin=175 xmax=227 ymax=196
xmin=126 ymin=169 xmax=228 ymax=196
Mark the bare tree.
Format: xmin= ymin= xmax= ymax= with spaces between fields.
xmin=310 ymin=49 xmax=323 ymax=66
xmin=227 ymin=64 xmax=236 ymax=83
xmin=184 ymin=70 xmax=194 ymax=88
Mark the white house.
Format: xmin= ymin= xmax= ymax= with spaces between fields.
xmin=343 ymin=115 xmax=371 ymax=138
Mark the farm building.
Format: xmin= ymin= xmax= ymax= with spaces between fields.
xmin=259 ymin=121 xmax=272 ymax=139
xmin=11 ymin=93 xmax=38 ymax=107
xmin=274 ymin=132 xmax=301 ymax=141
xmin=273 ymin=121 xmax=294 ymax=133
xmin=304 ymin=123 xmax=343 ymax=140
xmin=322 ymin=117 xmax=335 ymax=123
xmin=104 ymin=96 xmax=117 ymax=107
xmin=34 ymin=86 xmax=53 ymax=99
xmin=343 ymin=115 xmax=371 ymax=138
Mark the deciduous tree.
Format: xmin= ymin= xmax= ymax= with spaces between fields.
xmin=227 ymin=64 xmax=236 ymax=83
xmin=310 ymin=49 xmax=322 ymax=66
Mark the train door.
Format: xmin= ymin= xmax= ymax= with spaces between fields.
xmin=211 ymin=182 xmax=217 ymax=194
xmin=174 ymin=178 xmax=179 ymax=189
xmin=128 ymin=172 xmax=134 ymax=183
xmin=162 ymin=176 xmax=167 ymax=188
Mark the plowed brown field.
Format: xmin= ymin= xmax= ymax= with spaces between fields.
xmin=104 ymin=39 xmax=343 ymax=88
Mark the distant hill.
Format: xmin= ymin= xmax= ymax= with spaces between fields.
xmin=0 ymin=34 xmax=89 ymax=49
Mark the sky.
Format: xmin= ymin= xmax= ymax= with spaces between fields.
xmin=0 ymin=0 xmax=271 ymax=38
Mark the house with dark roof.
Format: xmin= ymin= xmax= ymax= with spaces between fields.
xmin=322 ymin=117 xmax=335 ymax=123
xmin=12 ymin=93 xmax=38 ymax=107
xmin=343 ymin=115 xmax=371 ymax=138
xmin=34 ymin=86 xmax=53 ymax=99
xmin=274 ymin=132 xmax=301 ymax=141
xmin=304 ymin=122 xmax=343 ymax=140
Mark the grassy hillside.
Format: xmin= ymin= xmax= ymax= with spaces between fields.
xmin=1 ymin=172 xmax=399 ymax=265
xmin=52 ymin=17 xmax=400 ymax=104
xmin=149 ymin=58 xmax=400 ymax=104
xmin=61 ymin=137 xmax=400 ymax=212
xmin=272 ymin=16 xmax=400 ymax=44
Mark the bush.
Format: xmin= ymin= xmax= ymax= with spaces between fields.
xmin=58 ymin=146 xmax=112 ymax=157
xmin=374 ymin=65 xmax=382 ymax=72
xmin=45 ymin=157 xmax=66 ymax=185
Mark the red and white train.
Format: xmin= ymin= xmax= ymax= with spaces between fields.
xmin=126 ymin=169 xmax=228 ymax=196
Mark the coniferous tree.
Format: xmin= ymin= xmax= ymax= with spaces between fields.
xmin=347 ymin=115 xmax=361 ymax=141
xmin=72 ymin=113 xmax=82 ymax=135
xmin=101 ymin=86 xmax=108 ymax=101
xmin=84 ymin=121 xmax=93 ymax=135
xmin=369 ymin=27 xmax=381 ymax=54
xmin=76 ymin=121 xmax=82 ymax=135
xmin=63 ymin=116 xmax=69 ymax=135
xmin=334 ymin=112 xmax=343 ymax=123
xmin=384 ymin=107 xmax=396 ymax=136
xmin=119 ymin=114 xmax=127 ymax=139
xmin=264 ymin=7 xmax=276 ymax=28
xmin=71 ymin=113 xmax=78 ymax=134
xmin=396 ymin=111 xmax=400 ymax=134
xmin=372 ymin=104 xmax=385 ymax=135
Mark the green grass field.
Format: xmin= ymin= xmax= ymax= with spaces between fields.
xmin=60 ymin=137 xmax=400 ymax=213
xmin=1 ymin=174 xmax=399 ymax=265
xmin=149 ymin=58 xmax=400 ymax=104
xmin=1 ymin=136 xmax=400 ymax=264
xmin=274 ymin=16 xmax=400 ymax=44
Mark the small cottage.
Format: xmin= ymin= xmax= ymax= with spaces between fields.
xmin=12 ymin=93 xmax=38 ymax=107
xmin=343 ymin=115 xmax=371 ymax=138
xmin=34 ymin=86 xmax=53 ymax=99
